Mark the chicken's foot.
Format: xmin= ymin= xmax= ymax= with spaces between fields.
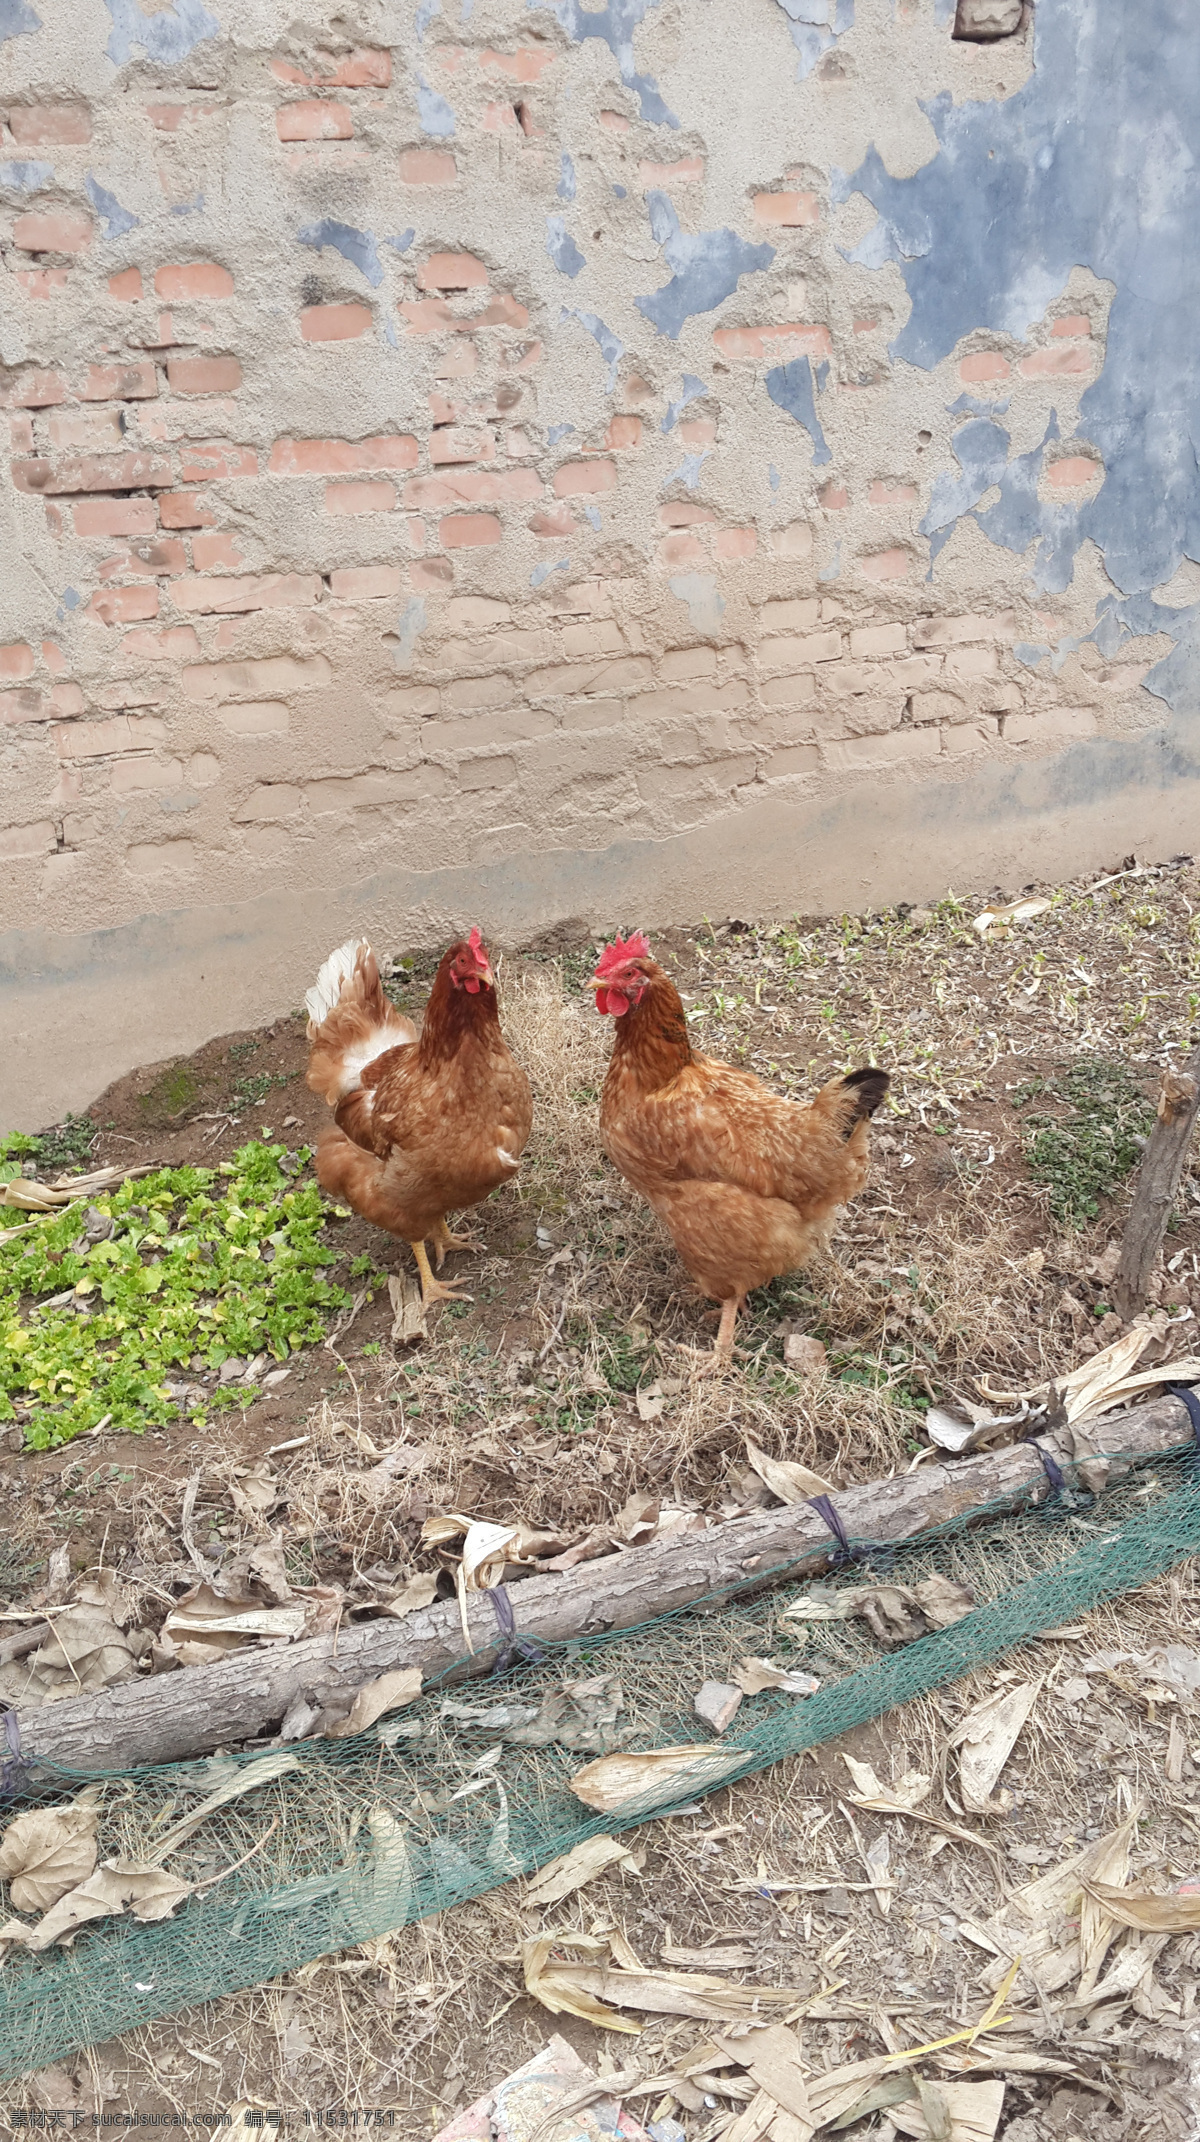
xmin=411 ymin=1239 xmax=473 ymax=1306
xmin=683 ymin=1296 xmax=742 ymax=1374
xmin=431 ymin=1216 xmax=479 ymax=1269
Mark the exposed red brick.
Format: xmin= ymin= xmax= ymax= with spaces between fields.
xmin=868 ymin=479 xmax=918 ymax=505
xmin=268 ymin=434 xmax=417 ymax=474
xmin=598 ymin=110 xmax=629 ymax=132
xmin=418 ymin=251 xmax=488 ymax=291
xmin=1048 ymin=455 xmax=1102 ymax=487
xmin=853 ymin=316 xmax=878 ymax=334
xmin=83 ymin=584 xmax=159 ymax=626
xmin=9 ymin=413 xmax=34 ymax=452
xmin=107 ymin=266 xmax=143 ymax=301
xmin=716 ymin=527 xmax=757 ymax=559
xmin=14 ymin=268 xmax=70 ymax=299
xmin=72 ymin=497 xmax=158 ymax=537
xmin=171 ymin=572 xmax=321 ymax=613
xmin=329 ymin=565 xmax=405 ymax=599
xmin=713 ymin=322 xmax=832 ymax=360
xmin=679 ymin=417 xmax=716 ymax=448
xmin=959 ymin=350 xmax=1010 ymax=382
xmin=752 ymin=190 xmax=819 ymax=225
xmin=404 ymin=468 xmax=540 ymax=507
xmin=166 ymin=354 xmax=243 ymax=394
xmin=12 ymin=209 xmax=93 ymax=253
xmin=659 ymin=502 xmax=717 ymax=526
xmin=325 ymin=478 xmax=396 ymax=513
xmin=269 ymin=47 xmax=391 ymax=87
xmin=481 ymin=100 xmax=520 ymax=132
xmin=440 ymin=512 xmax=501 ymax=547
xmin=404 ymin=294 xmax=528 ymax=337
xmin=1051 ymin=314 xmax=1092 ymax=338
xmin=12 ymin=449 xmax=172 ymax=495
xmin=145 ymin=103 xmax=206 ymax=131
xmin=1020 ymin=345 xmax=1092 ymax=377
xmin=605 ymin=415 xmax=642 ymax=450
xmin=528 ymin=506 xmax=575 ymax=538
xmin=859 ymin=547 xmax=909 ymax=581
xmin=819 ymin=482 xmax=849 ymax=509
xmin=0 ymin=643 xmax=34 ymax=679
xmin=81 ymin=360 xmax=158 ymax=401
xmin=430 ymin=427 xmax=496 ymax=465
xmin=553 ymin=459 xmax=616 ymax=497
xmin=121 ymin=625 xmax=201 ymax=659
xmin=0 ymin=687 xmax=44 ymax=724
xmin=8 ymin=104 xmax=91 ymax=145
xmin=479 ymin=45 xmax=557 ymax=80
xmin=159 ymin=491 xmax=216 ymax=528
xmin=638 ymin=155 xmax=704 ymax=185
xmin=411 ymin=558 xmax=453 ymax=590
xmin=154 ymin=261 xmax=234 ymax=301
xmin=40 ymin=640 xmax=66 ymax=674
xmin=98 ymin=538 xmax=187 ymax=579
xmin=275 ymin=100 xmax=353 ymax=141
xmin=398 ymin=147 xmax=457 ymax=184
xmin=658 ymin=532 xmax=706 ymax=567
xmin=191 ymin=531 xmax=246 ymax=569
xmin=178 ymin=440 xmax=258 ymax=482
xmin=300 ymin=302 xmax=371 ymax=342
xmin=4 ymin=369 xmax=66 ymax=407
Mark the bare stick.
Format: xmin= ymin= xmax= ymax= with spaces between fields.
xmin=9 ymin=1392 xmax=1195 ymax=1778
xmin=1115 ymin=1048 xmax=1200 ymax=1318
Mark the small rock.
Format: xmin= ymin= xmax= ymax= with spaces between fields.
xmin=282 ymin=1115 xmax=300 ymax=1128
xmin=83 ymin=1207 xmax=113 ymax=1242
xmin=907 ymin=907 xmax=935 ymax=927
xmin=217 ymin=1356 xmax=247 ymax=1384
xmin=784 ymin=1333 xmax=827 ymax=1376
xmin=1058 ymin=1676 xmax=1091 ymax=1704
xmin=694 ymin=1681 xmax=743 ymax=1735
xmin=263 ymin=1367 xmax=291 ymax=1388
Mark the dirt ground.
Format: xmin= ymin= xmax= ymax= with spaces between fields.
xmin=6 ymin=854 xmax=1200 ymax=2135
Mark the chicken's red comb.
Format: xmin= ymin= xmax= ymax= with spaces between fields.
xmin=467 ymin=926 xmax=487 ymax=960
xmin=595 ymin=930 xmax=651 ymax=976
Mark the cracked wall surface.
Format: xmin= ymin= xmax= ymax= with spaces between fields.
xmin=2 ymin=0 xmax=1198 ymax=1122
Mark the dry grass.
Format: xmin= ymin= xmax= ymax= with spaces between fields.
xmin=14 ymin=857 xmax=1200 ymax=2126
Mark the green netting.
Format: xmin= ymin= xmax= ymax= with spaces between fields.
xmin=2 ymin=1438 xmax=1199 ymax=2079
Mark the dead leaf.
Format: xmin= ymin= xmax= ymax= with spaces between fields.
xmin=745 ymin=1438 xmax=832 ymax=1504
xmin=160 ymin=1584 xmax=307 ymax=1661
xmin=783 ymin=1579 xmax=973 ymax=1646
xmin=0 ymin=1601 xmax=143 ymax=1707
xmin=973 ymin=896 xmax=1050 ymax=935
xmin=0 ymin=1800 xmax=98 ymax=1913
xmin=924 ymin=1404 xmax=1031 ymax=1456
xmin=733 ymin=1657 xmax=821 ymax=1697
xmin=715 ymin=2024 xmax=811 ymax=2123
xmin=522 ymin=1932 xmax=808 ymax=2032
xmin=570 ymin=1743 xmax=748 ymax=1814
xmin=328 ymin=1667 xmax=422 ymax=1739
xmin=148 ymin=1750 xmax=301 ymax=1860
xmin=950 ymin=1680 xmax=1042 ymax=1814
xmin=1081 ymin=1880 xmax=1200 ymax=1932
xmin=523 ymin=1836 xmax=638 ymax=1908
xmin=661 ymin=1942 xmax=754 ymax=1970
xmin=388 ymin=1269 xmax=428 ymax=1345
xmin=0 ymin=1861 xmax=190 ymax=1950
xmin=842 ymin=1756 xmax=931 ymax=1813
xmin=227 ymin=1460 xmax=279 ymax=1522
xmin=783 ymin=1333 xmax=827 ymax=1377
xmin=379 ymin=1570 xmax=440 ymax=1620
xmin=635 ymin=1383 xmax=666 ymax=1423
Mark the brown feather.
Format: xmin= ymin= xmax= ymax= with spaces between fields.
xmin=599 ymin=960 xmax=888 ymax=1305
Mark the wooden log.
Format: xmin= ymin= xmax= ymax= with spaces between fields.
xmin=1115 ymin=1048 xmax=1200 ymax=1318
xmin=10 ymin=1392 xmax=1195 ymax=1779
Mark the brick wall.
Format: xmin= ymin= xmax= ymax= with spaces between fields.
xmin=0 ymin=1 xmax=1192 ymax=1122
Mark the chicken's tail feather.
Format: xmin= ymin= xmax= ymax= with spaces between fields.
xmin=812 ymin=1065 xmax=891 ymax=1140
xmin=305 ymin=937 xmax=414 ymax=1108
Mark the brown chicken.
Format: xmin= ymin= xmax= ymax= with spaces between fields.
xmin=593 ymin=931 xmax=889 ymax=1360
xmin=305 ymin=929 xmax=532 ymax=1304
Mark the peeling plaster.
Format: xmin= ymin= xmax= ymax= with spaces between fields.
xmin=636 ymin=192 xmax=775 ymax=340
xmin=84 ymin=174 xmax=138 ymax=240
xmin=0 ymin=159 xmax=52 ymax=188
xmin=545 ymin=215 xmax=586 ymax=278
xmin=849 ymin=0 xmax=1200 ymax=617
xmin=775 ymin=0 xmax=856 ymax=82
xmin=766 ymin=356 xmax=831 ymax=466
xmin=560 ymin=306 xmax=624 ymax=389
xmin=530 ymin=0 xmax=678 ymax=128
xmin=103 ymin=0 xmax=218 ymax=65
xmin=0 ymin=0 xmax=41 ymax=37
xmin=299 ymin=220 xmax=384 ymax=288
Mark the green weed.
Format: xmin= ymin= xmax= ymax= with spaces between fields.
xmin=1014 ymin=1059 xmax=1152 ymax=1222
xmin=0 ymin=1142 xmax=351 ymax=1450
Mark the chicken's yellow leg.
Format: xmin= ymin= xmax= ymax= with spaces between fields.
xmin=410 ymin=1239 xmax=473 ymax=1305
xmin=431 ymin=1215 xmax=478 ymax=1268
